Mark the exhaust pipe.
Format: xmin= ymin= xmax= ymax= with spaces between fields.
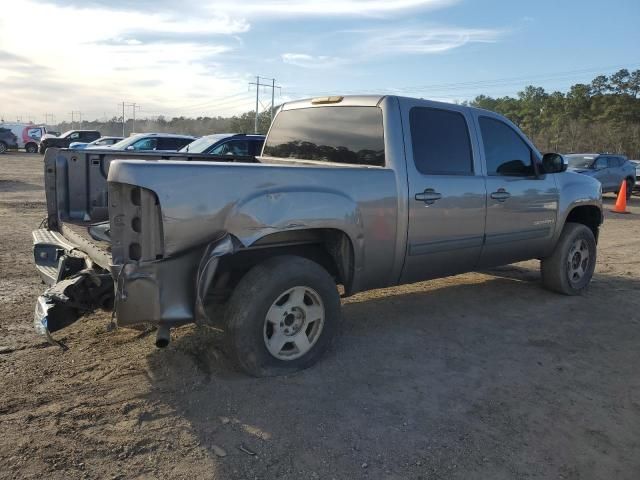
xmin=155 ymin=324 xmax=171 ymax=348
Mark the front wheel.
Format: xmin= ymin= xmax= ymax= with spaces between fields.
xmin=541 ymin=222 xmax=597 ymax=295
xmin=25 ymin=143 xmax=38 ymax=154
xmin=625 ymin=178 xmax=634 ymax=200
xmin=0 ymin=142 xmax=7 ymax=154
xmin=224 ymin=255 xmax=341 ymax=377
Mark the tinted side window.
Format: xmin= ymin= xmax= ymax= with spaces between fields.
xmin=250 ymin=139 xmax=265 ymax=156
xmin=479 ymin=117 xmax=534 ymax=176
xmin=213 ymin=140 xmax=249 ymax=156
xmin=159 ymin=138 xmax=191 ymax=150
xmin=595 ymin=157 xmax=608 ymax=169
xmin=410 ymin=107 xmax=473 ymax=175
xmin=263 ymin=106 xmax=385 ymax=166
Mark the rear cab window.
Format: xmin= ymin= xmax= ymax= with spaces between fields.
xmin=263 ymin=106 xmax=385 ymax=166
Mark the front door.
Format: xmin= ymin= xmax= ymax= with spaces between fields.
xmin=400 ymin=104 xmax=487 ymax=284
xmin=593 ymin=156 xmax=614 ymax=191
xmin=475 ymin=115 xmax=559 ymax=268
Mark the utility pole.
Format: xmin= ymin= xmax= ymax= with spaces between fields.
xmin=271 ymin=78 xmax=275 ymax=123
xmin=120 ymin=102 xmax=139 ymax=136
xmin=254 ymin=76 xmax=259 ymax=134
xmin=43 ymin=113 xmax=55 ymax=126
xmin=249 ymin=76 xmax=281 ymax=133
xmin=130 ymin=103 xmax=141 ymax=133
xmin=70 ymin=111 xmax=81 ymax=129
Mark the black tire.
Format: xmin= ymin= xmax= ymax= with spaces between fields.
xmin=625 ymin=178 xmax=634 ymax=200
xmin=25 ymin=142 xmax=38 ymax=154
xmin=39 ymin=144 xmax=47 ymax=154
xmin=0 ymin=142 xmax=7 ymax=154
xmin=224 ymin=255 xmax=341 ymax=377
xmin=541 ymin=222 xmax=596 ymax=295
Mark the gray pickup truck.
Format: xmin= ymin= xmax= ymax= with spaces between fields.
xmin=33 ymin=95 xmax=603 ymax=376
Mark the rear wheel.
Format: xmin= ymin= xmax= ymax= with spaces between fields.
xmin=25 ymin=142 xmax=38 ymax=153
xmin=224 ymin=255 xmax=341 ymax=377
xmin=0 ymin=142 xmax=7 ymax=154
xmin=541 ymin=222 xmax=596 ymax=295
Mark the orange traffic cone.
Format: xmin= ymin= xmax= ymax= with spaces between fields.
xmin=611 ymin=180 xmax=630 ymax=214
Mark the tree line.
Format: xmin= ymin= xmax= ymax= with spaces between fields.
xmin=469 ymin=69 xmax=640 ymax=158
xmin=50 ymin=68 xmax=640 ymax=159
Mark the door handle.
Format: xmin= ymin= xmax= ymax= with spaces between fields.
xmin=415 ymin=188 xmax=442 ymax=205
xmin=490 ymin=188 xmax=511 ymax=202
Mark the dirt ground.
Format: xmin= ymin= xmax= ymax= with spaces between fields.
xmin=1 ymin=153 xmax=639 ymax=480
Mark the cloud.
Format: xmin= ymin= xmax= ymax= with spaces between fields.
xmin=357 ymin=27 xmax=503 ymax=54
xmin=34 ymin=0 xmax=457 ymax=17
xmin=281 ymin=53 xmax=345 ymax=69
xmin=280 ymin=25 xmax=505 ymax=70
xmin=209 ymin=0 xmax=457 ymax=16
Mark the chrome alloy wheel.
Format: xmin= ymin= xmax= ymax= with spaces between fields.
xmin=263 ymin=286 xmax=325 ymax=360
xmin=567 ymin=238 xmax=591 ymax=285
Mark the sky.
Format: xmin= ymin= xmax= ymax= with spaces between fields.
xmin=1 ymin=0 xmax=639 ymax=124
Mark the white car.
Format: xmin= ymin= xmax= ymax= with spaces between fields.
xmin=631 ymin=160 xmax=640 ymax=194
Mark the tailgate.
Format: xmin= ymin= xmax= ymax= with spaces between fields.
xmin=43 ymin=148 xmax=256 ymax=227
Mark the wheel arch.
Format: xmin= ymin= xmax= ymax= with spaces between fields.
xmin=207 ymin=228 xmax=355 ymax=309
xmin=563 ymin=205 xmax=602 ymax=242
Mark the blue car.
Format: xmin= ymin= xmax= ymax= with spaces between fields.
xmin=69 ymin=136 xmax=124 ymax=150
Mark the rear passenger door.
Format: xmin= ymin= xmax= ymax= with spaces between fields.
xmin=400 ymin=104 xmax=487 ymax=284
xmin=476 ymin=115 xmax=559 ymax=268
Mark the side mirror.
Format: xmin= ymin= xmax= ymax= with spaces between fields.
xmin=541 ymin=153 xmax=567 ymax=174
xmin=125 ymin=145 xmax=135 ymax=151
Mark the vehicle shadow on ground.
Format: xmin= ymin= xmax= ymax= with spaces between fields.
xmin=143 ymin=267 xmax=640 ymax=478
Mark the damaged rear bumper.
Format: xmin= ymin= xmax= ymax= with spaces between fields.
xmin=33 ymin=228 xmax=237 ymax=343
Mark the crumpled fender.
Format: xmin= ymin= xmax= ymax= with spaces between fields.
xmin=223 ymin=187 xmax=363 ymax=249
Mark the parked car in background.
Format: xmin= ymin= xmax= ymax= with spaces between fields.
xmin=630 ymin=160 xmax=640 ymax=194
xmin=0 ymin=123 xmax=47 ymax=153
xmin=109 ymin=133 xmax=195 ymax=152
xmin=566 ymin=153 xmax=636 ymax=198
xmin=180 ymin=133 xmax=265 ymax=156
xmin=69 ymin=136 xmax=123 ymax=150
xmin=0 ymin=127 xmax=19 ymax=154
xmin=39 ymin=130 xmax=101 ymax=153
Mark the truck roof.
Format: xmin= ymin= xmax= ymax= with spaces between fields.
xmin=280 ymin=94 xmax=492 ymax=116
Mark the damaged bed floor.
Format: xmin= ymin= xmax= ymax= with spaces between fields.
xmin=1 ymin=153 xmax=640 ymax=480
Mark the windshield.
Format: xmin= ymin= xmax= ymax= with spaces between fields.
xmin=59 ymin=130 xmax=74 ymax=138
xmin=263 ymin=106 xmax=385 ymax=166
xmin=109 ymin=136 xmax=143 ymax=149
xmin=566 ymin=155 xmax=596 ymax=169
xmin=179 ymin=134 xmax=231 ymax=153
